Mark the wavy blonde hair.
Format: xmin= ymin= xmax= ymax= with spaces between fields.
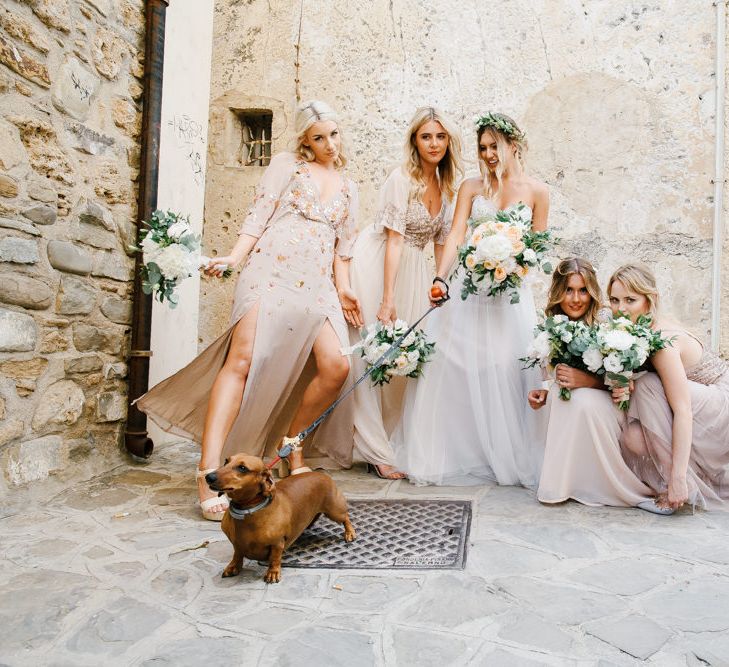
xmin=477 ymin=112 xmax=527 ymax=200
xmin=404 ymin=107 xmax=464 ymax=203
xmin=293 ymin=100 xmax=347 ymax=168
xmin=607 ymin=264 xmax=660 ymax=316
xmin=545 ymin=257 xmax=604 ymax=325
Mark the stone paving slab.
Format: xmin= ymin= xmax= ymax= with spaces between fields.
xmin=0 ymin=439 xmax=728 ymax=666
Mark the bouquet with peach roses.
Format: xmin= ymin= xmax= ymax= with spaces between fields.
xmin=456 ymin=203 xmax=555 ymax=303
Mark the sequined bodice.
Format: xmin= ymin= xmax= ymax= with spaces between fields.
xmin=276 ymin=161 xmax=351 ymax=236
xmin=686 ymin=350 xmax=729 ymax=385
xmin=380 ymin=200 xmax=446 ymax=250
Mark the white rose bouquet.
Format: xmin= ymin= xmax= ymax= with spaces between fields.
xmin=457 ymin=203 xmax=555 ymax=304
xmin=132 ymin=210 xmax=231 ymax=308
xmin=590 ymin=313 xmax=673 ymax=410
xmin=520 ymin=313 xmax=595 ymax=400
xmin=357 ymin=319 xmax=436 ymax=386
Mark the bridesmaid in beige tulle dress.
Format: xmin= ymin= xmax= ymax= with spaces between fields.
xmin=529 ymin=258 xmax=652 ymax=507
xmin=137 ymin=101 xmax=363 ymax=520
xmin=347 ymin=107 xmax=463 ymax=479
xmin=608 ymin=264 xmax=729 ymax=512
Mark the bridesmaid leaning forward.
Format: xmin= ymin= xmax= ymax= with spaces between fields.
xmin=608 ymin=264 xmax=729 ymax=513
xmin=137 ymin=101 xmax=362 ymax=520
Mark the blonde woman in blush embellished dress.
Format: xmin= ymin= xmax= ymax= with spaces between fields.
xmin=530 ymin=258 xmax=652 ymax=508
xmin=608 ymin=264 xmax=729 ymax=513
xmin=392 ymin=113 xmax=548 ymax=487
xmin=137 ymin=101 xmax=362 ymax=520
xmin=347 ymin=107 xmax=463 ymax=479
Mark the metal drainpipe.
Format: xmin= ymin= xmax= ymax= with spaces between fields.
xmin=711 ymin=0 xmax=727 ymax=352
xmin=124 ymin=0 xmax=169 ymax=458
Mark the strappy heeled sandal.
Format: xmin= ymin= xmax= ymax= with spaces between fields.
xmin=197 ymin=468 xmax=229 ymax=521
xmin=281 ymin=436 xmax=312 ymax=476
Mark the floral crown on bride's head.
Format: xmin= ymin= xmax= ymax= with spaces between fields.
xmin=473 ymin=112 xmax=525 ymax=141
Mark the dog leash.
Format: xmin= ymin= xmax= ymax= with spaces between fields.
xmin=266 ymin=281 xmax=450 ymax=469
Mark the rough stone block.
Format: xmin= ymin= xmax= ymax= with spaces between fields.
xmin=0 ymin=118 xmax=27 ymax=171
xmin=96 ymin=391 xmax=126 ymax=422
xmin=5 ymin=435 xmax=65 ymax=484
xmin=65 ymin=354 xmax=103 ymax=374
xmin=103 ymin=361 xmax=127 ymax=378
xmin=73 ymin=322 xmax=123 ymax=355
xmin=0 ymin=237 xmax=39 ymax=264
xmin=79 ymin=199 xmax=114 ymax=230
xmin=112 ymin=97 xmax=141 ymax=138
xmin=39 ymin=328 xmax=68 ymax=353
xmin=101 ymin=295 xmax=131 ymax=324
xmin=0 ymin=274 xmax=53 ymax=310
xmin=0 ymin=419 xmax=23 ymax=447
xmin=8 ymin=116 xmax=74 ymax=187
xmin=92 ymin=252 xmax=132 ymax=282
xmin=585 ymin=615 xmax=671 ymax=660
xmin=84 ymin=0 xmax=111 ymax=16
xmin=77 ymin=222 xmax=116 ymax=250
xmin=92 ymin=26 xmax=127 ymax=80
xmin=22 ymin=204 xmax=57 ymax=225
xmin=27 ymin=179 xmax=57 ymax=204
xmin=47 ymin=240 xmax=92 ymax=275
xmin=66 ymin=123 xmax=114 ymax=155
xmin=0 ymin=7 xmax=50 ymax=54
xmin=0 ymin=308 xmax=36 ymax=351
xmin=0 ymin=35 xmax=51 ymax=88
xmin=0 ymin=357 xmax=48 ymax=379
xmin=0 ymin=216 xmax=39 ymax=236
xmin=31 ymin=379 xmax=84 ymax=431
xmin=0 ymin=173 xmax=19 ymax=197
xmin=52 ymin=57 xmax=99 ymax=121
xmin=29 ymin=0 xmax=71 ymax=33
xmin=57 ymin=276 xmax=96 ymax=315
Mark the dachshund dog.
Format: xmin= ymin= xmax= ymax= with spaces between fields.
xmin=206 ymin=454 xmax=356 ymax=583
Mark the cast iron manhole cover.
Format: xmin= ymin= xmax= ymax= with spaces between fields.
xmin=281 ymin=499 xmax=471 ymax=570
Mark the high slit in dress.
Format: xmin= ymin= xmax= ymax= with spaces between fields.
xmin=136 ymin=152 xmax=359 ymax=468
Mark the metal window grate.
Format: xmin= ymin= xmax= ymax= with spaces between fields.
xmin=236 ymin=109 xmax=272 ymax=167
xmin=281 ymin=499 xmax=472 ymax=570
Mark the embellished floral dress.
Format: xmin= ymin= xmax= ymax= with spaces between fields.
xmin=347 ymin=167 xmax=453 ymax=467
xmin=137 ymin=152 xmax=358 ymax=468
xmin=622 ymin=336 xmax=729 ymax=509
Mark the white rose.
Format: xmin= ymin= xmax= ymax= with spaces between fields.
xmin=603 ymin=352 xmax=624 ymax=374
xmin=603 ymin=329 xmax=636 ymax=352
xmin=154 ymin=244 xmax=196 ymax=281
xmin=364 ymin=342 xmax=390 ymax=365
xmin=167 ymin=220 xmax=191 ymax=240
xmin=553 ymin=314 xmax=569 ymax=324
xmin=400 ymin=330 xmax=416 ymax=347
xmin=503 ymin=256 xmax=517 ymax=273
xmin=475 ymin=233 xmax=513 ymax=263
xmin=582 ymin=347 xmax=604 ymax=373
xmin=560 ymin=331 xmax=573 ymax=343
xmin=141 ymin=235 xmax=160 ymax=262
xmin=635 ymin=347 xmax=649 ymax=366
xmin=522 ymin=248 xmax=537 ymax=264
xmin=528 ymin=330 xmax=551 ymax=361
xmin=406 ymin=350 xmax=420 ymax=363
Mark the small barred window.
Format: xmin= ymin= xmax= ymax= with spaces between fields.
xmin=236 ymin=109 xmax=272 ymax=167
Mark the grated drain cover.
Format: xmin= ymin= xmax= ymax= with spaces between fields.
xmin=281 ymin=499 xmax=471 ymax=570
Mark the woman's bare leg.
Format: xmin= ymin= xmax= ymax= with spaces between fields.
xmin=198 ymin=303 xmax=259 ymax=511
xmin=284 ymin=321 xmax=350 ymax=471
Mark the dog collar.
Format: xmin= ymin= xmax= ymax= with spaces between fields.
xmin=228 ymin=496 xmax=272 ymax=520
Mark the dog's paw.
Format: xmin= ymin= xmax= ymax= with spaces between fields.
xmin=264 ymin=568 xmax=281 ymax=584
xmin=344 ymin=528 xmax=356 ymax=542
xmin=222 ymin=565 xmax=241 ymax=578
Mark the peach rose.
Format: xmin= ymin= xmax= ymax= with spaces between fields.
xmin=494 ymin=266 xmax=508 ymax=282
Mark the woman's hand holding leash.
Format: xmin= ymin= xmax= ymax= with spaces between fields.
xmin=430 ymin=277 xmax=450 ymax=307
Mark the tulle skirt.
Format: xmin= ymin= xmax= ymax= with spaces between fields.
xmin=391 ymin=270 xmax=545 ymax=487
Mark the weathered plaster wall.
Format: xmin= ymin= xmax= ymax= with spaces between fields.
xmin=202 ymin=0 xmax=722 ymax=351
xmin=0 ymin=0 xmax=144 ymax=491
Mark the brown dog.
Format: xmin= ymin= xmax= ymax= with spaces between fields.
xmin=205 ymin=453 xmax=356 ymax=583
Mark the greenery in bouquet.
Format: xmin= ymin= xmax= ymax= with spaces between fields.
xmin=587 ymin=312 xmax=673 ymax=410
xmin=359 ymin=319 xmax=436 ymax=387
xmin=456 ymin=203 xmax=555 ymax=304
xmin=520 ymin=314 xmax=595 ymax=400
xmin=132 ymin=209 xmax=231 ymax=308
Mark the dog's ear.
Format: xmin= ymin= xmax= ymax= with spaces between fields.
xmin=259 ymin=469 xmax=275 ymax=497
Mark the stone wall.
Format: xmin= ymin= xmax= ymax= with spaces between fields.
xmin=0 ymin=0 xmax=145 ymax=492
xmin=201 ymin=0 xmax=726 ymax=353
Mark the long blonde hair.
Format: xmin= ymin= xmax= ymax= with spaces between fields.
xmin=293 ymin=100 xmax=348 ymax=168
xmin=607 ymin=264 xmax=660 ymax=316
xmin=546 ymin=257 xmax=604 ymax=325
xmin=404 ymin=107 xmax=464 ymax=203
xmin=476 ymin=112 xmax=527 ymax=199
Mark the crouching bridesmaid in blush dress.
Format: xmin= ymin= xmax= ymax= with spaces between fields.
xmin=529 ymin=258 xmax=652 ymax=507
xmin=608 ymin=264 xmax=729 ymax=512
xmin=137 ymin=101 xmax=362 ymax=520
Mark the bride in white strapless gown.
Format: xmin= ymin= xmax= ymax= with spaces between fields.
xmin=391 ymin=113 xmax=550 ymax=487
